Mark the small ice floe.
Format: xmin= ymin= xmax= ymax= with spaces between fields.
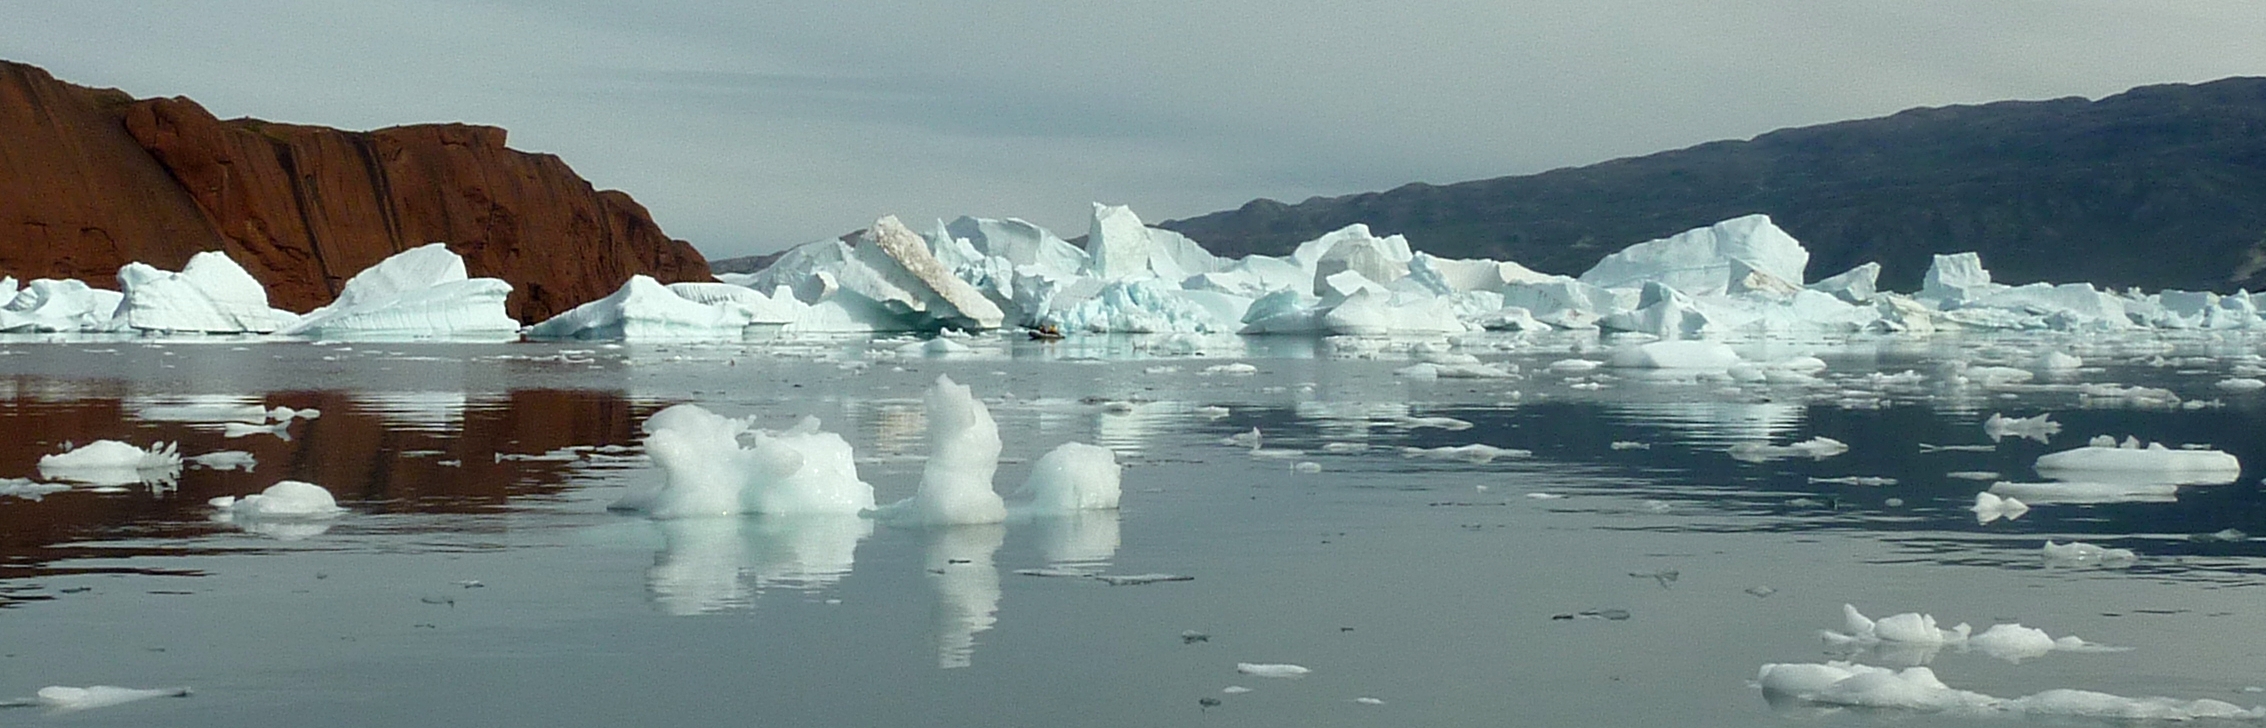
xmin=895 ymin=337 xmax=972 ymax=356
xmin=1982 ymin=412 xmax=2061 ymax=443
xmin=1181 ymin=630 xmax=1211 ymax=644
xmin=1756 ymin=662 xmax=2240 ymax=718
xmin=1727 ymin=436 xmax=1848 ymax=463
xmin=1525 ymin=492 xmax=1564 ymax=500
xmin=2190 ymin=528 xmax=2248 ymax=544
xmin=1353 ymin=697 xmax=1386 ymax=706
xmin=1547 ymin=358 xmax=1601 ymax=374
xmin=0 ymin=479 xmax=70 ymax=501
xmin=1399 ymin=444 xmax=1531 ymax=463
xmin=1221 ymin=685 xmax=1251 ymax=694
xmin=2034 ymin=436 xmax=2240 ymax=485
xmin=1945 ymin=471 xmax=2000 ymax=481
xmin=2042 ymin=540 xmax=2138 ymax=566
xmin=1236 ymin=663 xmax=1312 ymax=678
xmin=1012 ymin=567 xmax=1091 ymax=578
xmin=1095 ymin=573 xmax=1194 ymax=586
xmin=1819 ymin=604 xmax=2118 ymax=663
xmin=1202 ymin=363 xmax=1258 ymax=376
xmin=1917 ymin=443 xmax=1997 ymax=453
xmin=2216 ymin=378 xmax=2266 ymax=392
xmin=37 ymin=440 xmax=182 ymax=485
xmin=210 ymin=481 xmax=344 ymax=518
xmin=1988 ymin=480 xmax=2177 ymax=505
xmin=1609 ymin=441 xmax=1651 ymax=450
xmin=1293 ymin=461 xmax=1323 ymax=473
xmin=1195 ymin=405 xmax=1231 ymax=420
xmin=1318 ymin=442 xmax=1369 ymax=454
xmin=1744 ymin=586 xmax=1778 ymax=598
xmin=186 ymin=450 xmax=257 ymax=472
xmin=1808 ymin=476 xmax=1896 ymax=486
xmin=27 ymin=685 xmax=190 ymax=713
xmin=1223 ymin=428 xmax=1263 ymax=448
xmin=1393 ymin=415 xmax=1474 ymax=431
xmin=222 ymin=420 xmax=291 ymax=440
xmin=1971 ymin=492 xmax=2029 ymax=523
xmin=1551 ymin=608 xmax=1630 ymax=621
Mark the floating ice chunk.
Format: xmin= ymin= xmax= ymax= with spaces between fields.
xmin=278 ymin=243 xmax=518 ymax=338
xmin=1970 ymin=491 xmax=2029 ymax=523
xmin=2042 ymin=540 xmax=2138 ymax=565
xmin=2034 ymin=440 xmax=2240 ymax=484
xmin=223 ymin=420 xmax=291 ymax=440
xmin=210 ymin=480 xmax=343 ymax=518
xmin=1354 ymin=697 xmax=1386 ymax=706
xmin=1579 ymin=215 xmax=1808 ymax=296
xmin=1394 ymin=415 xmax=1474 ymax=430
xmin=1236 ymin=663 xmax=1312 ymax=678
xmin=1608 ymin=341 xmax=1741 ymax=370
xmin=1760 ymin=662 xmax=2259 ymax=718
xmin=625 ymin=405 xmax=874 ymax=517
xmin=186 ymin=450 xmax=257 ymax=471
xmin=1808 ymin=476 xmax=1895 ymax=486
xmin=0 ymin=278 xmax=125 ymax=332
xmin=33 ymin=685 xmax=190 ymax=713
xmin=1204 ymin=363 xmax=1258 ymax=376
xmin=1548 ymin=358 xmax=1602 ymax=373
xmin=0 ymin=479 xmax=70 ymax=500
xmin=1012 ymin=442 xmax=1122 ymax=512
xmin=896 ymin=337 xmax=973 ymax=356
xmin=1918 ymin=252 xmax=1999 ymax=305
xmin=1399 ymin=444 xmax=1531 ymax=463
xmin=1096 ymin=573 xmax=1193 ymax=586
xmin=873 ymin=376 xmax=1008 ymax=526
xmin=1987 ymin=481 xmax=2177 ymax=505
xmin=1609 ymin=441 xmax=1650 ymax=450
xmin=525 ymin=275 xmax=753 ymax=340
xmin=1807 ymin=262 xmax=1880 ymax=304
xmin=1982 ymin=412 xmax=2060 ymax=443
xmin=2032 ymin=351 xmax=2082 ymax=372
xmin=112 ymin=251 xmax=293 ymax=333
xmin=39 ymin=440 xmax=181 ymax=471
xmin=1727 ymin=437 xmax=1848 ymax=463
xmin=2217 ymin=378 xmax=2266 ymax=392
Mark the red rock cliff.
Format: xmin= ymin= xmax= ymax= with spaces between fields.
xmin=0 ymin=60 xmax=709 ymax=322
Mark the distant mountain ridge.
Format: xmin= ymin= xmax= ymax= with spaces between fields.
xmin=1158 ymin=78 xmax=2266 ymax=293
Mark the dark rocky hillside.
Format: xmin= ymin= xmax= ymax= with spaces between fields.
xmin=1159 ymin=78 xmax=2266 ymax=293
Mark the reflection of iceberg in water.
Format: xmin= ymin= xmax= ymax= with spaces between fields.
xmin=1605 ymin=400 xmax=1803 ymax=445
xmin=126 ymin=394 xmax=268 ymax=425
xmin=1089 ymin=401 xmax=1181 ymax=457
xmin=347 ymin=391 xmax=497 ymax=432
xmin=926 ymin=524 xmax=1004 ymax=669
xmin=1029 ymin=510 xmax=1121 ymax=570
xmin=647 ymin=515 xmax=874 ymax=616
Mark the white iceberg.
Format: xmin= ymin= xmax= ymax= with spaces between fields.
xmin=1579 ymin=214 xmax=1807 ymax=296
xmin=870 ymin=375 xmax=1009 ymax=526
xmin=278 ymin=243 xmax=518 ymax=338
xmin=112 ymin=251 xmax=295 ymax=333
xmin=0 ymin=278 xmax=124 ymax=332
xmin=525 ymin=274 xmax=753 ymax=340
xmin=1011 ymin=442 xmax=1122 ymax=512
xmin=2034 ymin=437 xmax=2240 ymax=485
xmin=209 ymin=480 xmax=343 ymax=518
xmin=33 ymin=685 xmax=191 ymax=713
xmin=620 ymin=405 xmax=874 ymax=518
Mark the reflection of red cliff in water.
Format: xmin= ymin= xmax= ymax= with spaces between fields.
xmin=0 ymin=385 xmax=657 ymax=589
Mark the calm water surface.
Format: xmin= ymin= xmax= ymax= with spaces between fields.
xmin=4 ymin=331 xmax=2266 ymax=726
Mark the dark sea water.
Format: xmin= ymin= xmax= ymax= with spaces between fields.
xmin=3 ymin=330 xmax=2265 ymax=726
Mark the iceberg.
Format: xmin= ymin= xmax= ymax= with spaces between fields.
xmin=112 ymin=251 xmax=295 ymax=333
xmin=1086 ymin=203 xmax=1221 ymax=282
xmin=278 ymin=243 xmax=517 ymax=338
xmin=1579 ymin=214 xmax=1807 ymax=296
xmin=208 ymin=480 xmax=343 ymax=518
xmin=0 ymin=278 xmax=124 ymax=332
xmin=525 ymin=275 xmax=753 ymax=340
xmin=1758 ymin=662 xmax=2256 ymax=719
xmin=2034 ymin=437 xmax=2240 ymax=485
xmin=38 ymin=440 xmax=181 ymax=485
xmin=1012 ymin=442 xmax=1123 ymax=512
xmin=845 ymin=216 xmax=1005 ymax=330
xmin=620 ymin=405 xmax=874 ymax=518
xmin=871 ymin=375 xmax=1009 ymax=526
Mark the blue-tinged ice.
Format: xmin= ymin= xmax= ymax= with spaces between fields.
xmin=277 ymin=243 xmax=517 ymax=339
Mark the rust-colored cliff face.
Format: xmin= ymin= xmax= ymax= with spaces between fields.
xmin=0 ymin=60 xmax=709 ymax=322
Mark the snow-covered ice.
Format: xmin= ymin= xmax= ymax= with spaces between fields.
xmin=278 ymin=243 xmax=518 ymax=339
xmin=2033 ymin=437 xmax=2240 ymax=484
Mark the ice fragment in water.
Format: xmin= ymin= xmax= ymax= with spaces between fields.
xmin=1757 ymin=662 xmax=2245 ymax=719
xmin=1727 ymin=437 xmax=1848 ymax=463
xmin=1096 ymin=573 xmax=1193 ymax=586
xmin=1982 ymin=412 xmax=2061 ymax=443
xmin=2042 ymin=540 xmax=2137 ymax=565
xmin=2034 ymin=439 xmax=2240 ymax=484
xmin=1398 ymin=444 xmax=1530 ymax=463
xmin=33 ymin=685 xmax=190 ymax=713
xmin=1236 ymin=663 xmax=1312 ymax=678
xmin=1988 ymin=481 xmax=2177 ymax=504
xmin=1970 ymin=492 xmax=2029 ymax=523
xmin=185 ymin=450 xmax=257 ymax=471
xmin=625 ymin=405 xmax=874 ymax=517
xmin=1354 ymin=697 xmax=1386 ymax=705
xmin=210 ymin=481 xmax=343 ymax=518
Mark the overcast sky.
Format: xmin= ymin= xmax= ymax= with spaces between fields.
xmin=7 ymin=1 xmax=2265 ymax=259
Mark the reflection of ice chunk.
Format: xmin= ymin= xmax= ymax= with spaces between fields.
xmin=1399 ymin=444 xmax=1532 ymax=463
xmin=2034 ymin=440 xmax=2240 ymax=484
xmin=1609 ymin=341 xmax=1741 ymax=370
xmin=1236 ymin=663 xmax=1313 ymax=678
xmin=278 ymin=243 xmax=518 ymax=338
xmin=1012 ymin=442 xmax=1122 ymax=512
xmin=646 ymin=515 xmax=874 ymax=615
xmin=1982 ymin=412 xmax=2060 ymax=443
xmin=873 ymin=376 xmax=1008 ymax=526
xmin=1971 ymin=491 xmax=2030 ymax=522
xmin=624 ymin=404 xmax=875 ymax=518
xmin=927 ymin=524 xmax=1004 ymax=669
xmin=1031 ymin=510 xmax=1120 ymax=569
xmin=525 ymin=275 xmax=754 ymax=340
xmin=1728 ymin=437 xmax=1848 ymax=463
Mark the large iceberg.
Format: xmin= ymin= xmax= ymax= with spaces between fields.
xmin=278 ymin=243 xmax=518 ymax=338
xmin=1579 ymin=214 xmax=1807 ymax=296
xmin=525 ymin=275 xmax=753 ymax=340
xmin=112 ymin=251 xmax=296 ymax=333
xmin=0 ymin=278 xmax=124 ymax=332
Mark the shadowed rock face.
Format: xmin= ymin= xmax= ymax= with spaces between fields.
xmin=0 ymin=60 xmax=708 ymax=322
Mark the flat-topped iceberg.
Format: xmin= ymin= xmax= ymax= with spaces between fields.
xmin=525 ymin=274 xmax=753 ymax=340
xmin=2034 ymin=435 xmax=2240 ymax=485
xmin=279 ymin=243 xmax=517 ymax=339
xmin=1580 ymin=214 xmax=1807 ymax=296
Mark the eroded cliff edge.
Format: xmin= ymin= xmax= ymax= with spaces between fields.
xmin=0 ymin=60 xmax=708 ymax=322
